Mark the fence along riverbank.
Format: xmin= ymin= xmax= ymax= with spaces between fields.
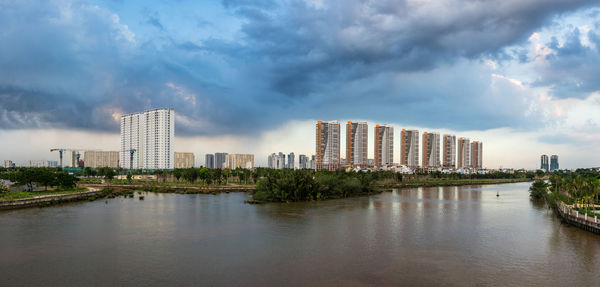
xmin=556 ymin=202 xmax=600 ymax=235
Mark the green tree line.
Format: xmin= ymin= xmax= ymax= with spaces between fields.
xmin=0 ymin=167 xmax=78 ymax=191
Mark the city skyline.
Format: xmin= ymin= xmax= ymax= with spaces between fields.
xmin=1 ymin=1 xmax=599 ymax=169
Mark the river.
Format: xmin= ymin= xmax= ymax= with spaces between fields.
xmin=1 ymin=182 xmax=599 ymax=286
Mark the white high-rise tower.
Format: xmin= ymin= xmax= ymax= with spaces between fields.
xmin=120 ymin=108 xmax=175 ymax=170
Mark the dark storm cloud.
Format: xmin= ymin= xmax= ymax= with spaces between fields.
xmin=0 ymin=0 xmax=599 ymax=135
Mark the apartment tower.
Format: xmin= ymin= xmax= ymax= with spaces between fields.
xmin=541 ymin=155 xmax=549 ymax=171
xmin=205 ymin=154 xmax=215 ymax=168
xmin=120 ymin=108 xmax=174 ymax=169
xmin=401 ymin=129 xmax=419 ymax=168
xmin=374 ymin=125 xmax=394 ymax=167
xmin=346 ymin=121 xmax=368 ymax=167
xmin=316 ymin=121 xmax=340 ymax=171
xmin=215 ymin=153 xmax=228 ymax=169
xmin=422 ymin=132 xmax=441 ymax=168
xmin=550 ymin=155 xmax=559 ymax=171
xmin=457 ymin=138 xmax=471 ymax=169
xmin=443 ymin=134 xmax=456 ymax=169
xmin=471 ymin=141 xmax=483 ymax=169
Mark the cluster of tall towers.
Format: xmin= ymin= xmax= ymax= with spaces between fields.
xmin=315 ymin=121 xmax=483 ymax=171
xmin=540 ymin=154 xmax=559 ymax=171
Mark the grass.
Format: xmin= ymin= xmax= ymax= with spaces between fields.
xmin=0 ymin=187 xmax=87 ymax=201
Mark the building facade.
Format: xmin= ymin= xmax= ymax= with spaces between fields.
xmin=298 ymin=154 xmax=308 ymax=169
xmin=316 ymin=121 xmax=340 ymax=171
xmin=84 ymin=151 xmax=119 ymax=168
xmin=401 ymin=129 xmax=419 ymax=168
xmin=174 ymin=152 xmax=195 ymax=169
xmin=374 ymin=125 xmax=394 ymax=168
xmin=443 ymin=134 xmax=456 ymax=169
xmin=120 ymin=108 xmax=175 ymax=169
xmin=550 ymin=155 xmax=559 ymax=171
xmin=346 ymin=121 xmax=368 ymax=167
xmin=205 ymin=154 xmax=215 ymax=168
xmin=215 ymin=153 xmax=228 ymax=169
xmin=541 ymin=155 xmax=549 ymax=171
xmin=422 ymin=132 xmax=441 ymax=168
xmin=287 ymin=152 xmax=295 ymax=169
xmin=471 ymin=141 xmax=483 ymax=169
xmin=457 ymin=138 xmax=471 ymax=169
xmin=225 ymin=154 xmax=254 ymax=169
xmin=3 ymin=160 xmax=15 ymax=168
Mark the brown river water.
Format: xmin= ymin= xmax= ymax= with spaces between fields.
xmin=1 ymin=182 xmax=599 ymax=286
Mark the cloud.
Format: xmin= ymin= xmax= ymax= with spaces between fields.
xmin=1 ymin=0 xmax=599 ymax=140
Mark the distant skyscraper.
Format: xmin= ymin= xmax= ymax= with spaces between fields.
xmin=278 ymin=152 xmax=286 ymax=169
xmin=457 ymin=138 xmax=471 ymax=169
xmin=120 ymin=108 xmax=175 ymax=169
xmin=550 ymin=155 xmax=559 ymax=171
xmin=401 ymin=129 xmax=419 ymax=168
xmin=346 ymin=121 xmax=368 ymax=166
xmin=287 ymin=152 xmax=295 ymax=169
xmin=310 ymin=155 xmax=316 ymax=170
xmin=422 ymin=132 xmax=441 ymax=168
xmin=215 ymin=153 xmax=228 ymax=169
xmin=541 ymin=155 xmax=549 ymax=171
xmin=298 ymin=154 xmax=308 ymax=169
xmin=471 ymin=141 xmax=483 ymax=169
xmin=316 ymin=121 xmax=340 ymax=171
xmin=374 ymin=125 xmax=394 ymax=167
xmin=443 ymin=134 xmax=456 ymax=169
xmin=205 ymin=154 xmax=215 ymax=168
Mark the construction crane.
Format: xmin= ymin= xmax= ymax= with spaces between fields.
xmin=50 ymin=148 xmax=84 ymax=168
xmin=50 ymin=148 xmax=100 ymax=168
xmin=121 ymin=149 xmax=137 ymax=170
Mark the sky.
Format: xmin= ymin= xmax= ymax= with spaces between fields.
xmin=1 ymin=0 xmax=600 ymax=169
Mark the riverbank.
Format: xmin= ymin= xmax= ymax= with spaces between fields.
xmin=380 ymin=178 xmax=532 ymax=188
xmin=555 ymin=202 xmax=600 ymax=234
xmin=0 ymin=187 xmax=102 ymax=210
xmin=80 ymin=183 xmax=256 ymax=194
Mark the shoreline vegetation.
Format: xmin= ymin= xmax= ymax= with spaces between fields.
xmin=248 ymin=169 xmax=534 ymax=203
xmin=530 ymin=169 xmax=600 ymax=234
xmin=1 ymin=167 xmax=536 ymax=209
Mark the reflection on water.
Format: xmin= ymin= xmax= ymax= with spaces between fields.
xmin=1 ymin=182 xmax=599 ymax=286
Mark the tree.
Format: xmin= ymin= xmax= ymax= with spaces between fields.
xmin=529 ymin=180 xmax=548 ymax=200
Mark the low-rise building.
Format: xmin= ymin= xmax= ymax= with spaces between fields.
xmin=84 ymin=151 xmax=119 ymax=168
xmin=174 ymin=152 xmax=195 ymax=168
xmin=225 ymin=154 xmax=254 ymax=169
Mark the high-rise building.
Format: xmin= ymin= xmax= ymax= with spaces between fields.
xmin=215 ymin=153 xmax=228 ymax=169
xmin=310 ymin=155 xmax=316 ymax=170
xmin=316 ymin=121 xmax=340 ymax=171
xmin=287 ymin=152 xmax=295 ymax=169
xmin=84 ymin=151 xmax=119 ymax=168
xmin=374 ymin=125 xmax=394 ymax=167
xmin=550 ymin=155 xmax=559 ymax=171
xmin=3 ymin=160 xmax=15 ymax=168
xmin=205 ymin=154 xmax=215 ymax=168
xmin=401 ymin=129 xmax=419 ymax=168
xmin=422 ymin=132 xmax=441 ymax=168
xmin=471 ymin=141 xmax=483 ymax=169
xmin=443 ymin=134 xmax=456 ymax=169
xmin=346 ymin=121 xmax=368 ymax=167
xmin=457 ymin=138 xmax=471 ymax=169
xmin=225 ymin=154 xmax=254 ymax=169
xmin=278 ymin=152 xmax=286 ymax=169
xmin=267 ymin=153 xmax=275 ymax=168
xmin=298 ymin=154 xmax=308 ymax=169
xmin=174 ymin=152 xmax=195 ymax=168
xmin=120 ymin=108 xmax=174 ymax=169
xmin=540 ymin=155 xmax=549 ymax=171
